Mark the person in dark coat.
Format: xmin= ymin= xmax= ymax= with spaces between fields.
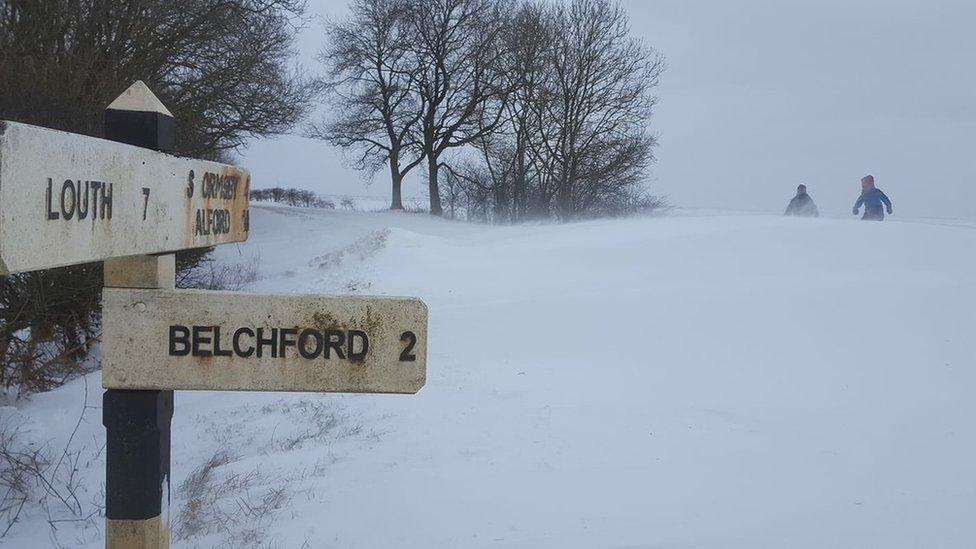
xmin=852 ymin=175 xmax=892 ymax=221
xmin=784 ymin=184 xmax=819 ymax=217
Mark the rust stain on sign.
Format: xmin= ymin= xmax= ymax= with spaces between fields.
xmin=182 ymin=165 xmax=250 ymax=250
xmin=0 ymin=120 xmax=249 ymax=274
xmin=101 ymin=289 xmax=428 ymax=394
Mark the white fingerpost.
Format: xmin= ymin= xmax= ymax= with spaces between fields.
xmin=102 ymin=82 xmax=177 ymax=549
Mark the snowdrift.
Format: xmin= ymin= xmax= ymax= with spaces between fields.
xmin=3 ymin=206 xmax=975 ymax=548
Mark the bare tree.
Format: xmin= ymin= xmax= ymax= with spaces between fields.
xmin=405 ymin=0 xmax=515 ymax=216
xmin=297 ymin=189 xmax=318 ymax=207
xmin=536 ymin=0 xmax=665 ymax=220
xmin=312 ymin=0 xmax=663 ymax=222
xmin=311 ymin=0 xmax=425 ymax=209
xmin=493 ymin=0 xmax=553 ymax=222
xmin=0 ymin=0 xmax=315 ymax=158
xmin=441 ymin=0 xmax=663 ymax=222
xmin=251 ymin=187 xmax=332 ymax=208
xmin=269 ymin=187 xmax=287 ymax=202
xmin=282 ymin=188 xmax=300 ymax=205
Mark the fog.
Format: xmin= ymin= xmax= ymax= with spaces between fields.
xmin=241 ymin=0 xmax=976 ymax=220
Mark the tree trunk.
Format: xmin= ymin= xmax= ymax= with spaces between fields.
xmin=493 ymin=180 xmax=508 ymax=224
xmin=427 ymin=155 xmax=443 ymax=216
xmin=513 ymin=139 xmax=526 ymax=223
xmin=556 ymin=175 xmax=573 ymax=221
xmin=389 ymin=158 xmax=404 ymax=210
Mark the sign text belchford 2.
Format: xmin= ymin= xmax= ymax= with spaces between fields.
xmin=102 ymin=289 xmax=428 ymax=394
xmin=0 ymin=120 xmax=249 ymax=274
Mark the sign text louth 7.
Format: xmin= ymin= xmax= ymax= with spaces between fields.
xmin=0 ymin=120 xmax=249 ymax=275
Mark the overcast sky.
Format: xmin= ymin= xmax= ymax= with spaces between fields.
xmin=241 ymin=0 xmax=976 ymax=219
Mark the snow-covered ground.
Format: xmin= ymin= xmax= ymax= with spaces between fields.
xmin=3 ymin=205 xmax=976 ymax=548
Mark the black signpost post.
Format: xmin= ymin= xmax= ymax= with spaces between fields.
xmin=101 ymin=82 xmax=177 ymax=549
xmin=102 ymin=390 xmax=173 ymax=546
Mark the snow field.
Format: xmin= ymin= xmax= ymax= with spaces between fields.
xmin=3 ymin=205 xmax=975 ymax=547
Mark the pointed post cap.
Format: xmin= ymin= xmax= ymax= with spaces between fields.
xmin=105 ymin=81 xmax=176 ymax=153
xmin=106 ymin=80 xmax=173 ymax=116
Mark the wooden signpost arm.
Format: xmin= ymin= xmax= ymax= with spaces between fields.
xmin=101 ymin=82 xmax=176 ymax=549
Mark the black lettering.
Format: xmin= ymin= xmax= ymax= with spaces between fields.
xmin=194 ymin=209 xmax=204 ymax=236
xmin=348 ymin=330 xmax=369 ymax=362
xmin=199 ymin=173 xmax=241 ymax=200
xmin=298 ymin=329 xmax=323 ymax=359
xmin=45 ymin=178 xmax=59 ymax=220
xmin=141 ymin=187 xmax=151 ymax=221
xmin=399 ymin=331 xmax=417 ymax=362
xmin=212 ymin=326 xmax=232 ymax=357
xmin=89 ymin=181 xmax=101 ymax=225
xmin=279 ymin=328 xmax=298 ymax=358
xmin=256 ymin=327 xmax=278 ymax=358
xmin=218 ymin=210 xmax=230 ymax=233
xmin=191 ymin=326 xmax=212 ymax=357
xmin=233 ymin=327 xmax=254 ymax=358
xmin=202 ymin=173 xmax=213 ymax=198
xmin=60 ymin=179 xmax=76 ymax=220
xmin=323 ymin=330 xmax=346 ymax=360
xmin=77 ymin=180 xmax=90 ymax=220
xmin=100 ymin=182 xmax=113 ymax=219
xmin=191 ymin=208 xmax=233 ymax=236
xmin=169 ymin=325 xmax=190 ymax=356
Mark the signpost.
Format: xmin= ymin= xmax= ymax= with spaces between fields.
xmin=0 ymin=113 xmax=249 ymax=275
xmin=102 ymin=289 xmax=427 ymax=393
xmin=0 ymin=81 xmax=428 ymax=549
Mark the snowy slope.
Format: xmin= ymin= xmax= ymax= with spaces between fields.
xmin=3 ymin=205 xmax=976 ymax=548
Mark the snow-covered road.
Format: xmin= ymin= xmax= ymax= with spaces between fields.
xmin=5 ymin=206 xmax=976 ymax=548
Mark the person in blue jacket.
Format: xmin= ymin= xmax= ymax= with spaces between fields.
xmin=853 ymin=175 xmax=892 ymax=221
